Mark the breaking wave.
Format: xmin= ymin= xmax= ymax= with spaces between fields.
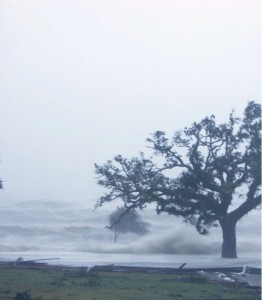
xmin=0 ymin=200 xmax=260 ymax=256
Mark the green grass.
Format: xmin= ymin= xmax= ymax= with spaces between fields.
xmin=0 ymin=265 xmax=260 ymax=300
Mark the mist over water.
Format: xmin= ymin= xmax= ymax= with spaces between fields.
xmin=0 ymin=200 xmax=260 ymax=260
xmin=0 ymin=0 xmax=260 ymax=271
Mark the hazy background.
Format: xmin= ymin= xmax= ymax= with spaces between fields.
xmin=0 ymin=200 xmax=260 ymax=256
xmin=0 ymin=1 xmax=261 ymax=256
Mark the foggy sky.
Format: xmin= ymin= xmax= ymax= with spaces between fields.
xmin=0 ymin=0 xmax=261 ymax=206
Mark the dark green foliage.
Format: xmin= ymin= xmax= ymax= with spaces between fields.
xmin=95 ymin=101 xmax=261 ymax=258
xmin=108 ymin=206 xmax=150 ymax=242
xmin=86 ymin=273 xmax=101 ymax=287
xmin=76 ymin=266 xmax=90 ymax=278
xmin=63 ymin=267 xmax=101 ymax=287
xmin=76 ymin=268 xmax=101 ymax=286
xmin=14 ymin=291 xmax=32 ymax=300
xmin=183 ymin=275 xmax=207 ymax=283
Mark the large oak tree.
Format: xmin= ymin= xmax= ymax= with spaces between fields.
xmin=95 ymin=101 xmax=261 ymax=258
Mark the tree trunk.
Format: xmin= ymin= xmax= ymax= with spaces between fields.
xmin=114 ymin=231 xmax=120 ymax=243
xmin=219 ymin=219 xmax=238 ymax=258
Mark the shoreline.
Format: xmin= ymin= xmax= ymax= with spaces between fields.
xmin=1 ymin=259 xmax=260 ymax=274
xmin=1 ymin=261 xmax=261 ymax=289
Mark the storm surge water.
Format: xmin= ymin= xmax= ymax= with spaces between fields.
xmin=0 ymin=200 xmax=260 ymax=268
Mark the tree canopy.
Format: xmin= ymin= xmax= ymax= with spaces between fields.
xmin=95 ymin=101 xmax=261 ymax=258
xmin=107 ymin=206 xmax=150 ymax=243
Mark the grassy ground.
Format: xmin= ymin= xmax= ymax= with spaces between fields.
xmin=0 ymin=265 xmax=260 ymax=300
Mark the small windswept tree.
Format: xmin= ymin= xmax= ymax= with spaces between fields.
xmin=107 ymin=206 xmax=150 ymax=243
xmin=95 ymin=101 xmax=261 ymax=258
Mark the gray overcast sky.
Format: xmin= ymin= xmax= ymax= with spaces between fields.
xmin=0 ymin=0 xmax=261 ymax=206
